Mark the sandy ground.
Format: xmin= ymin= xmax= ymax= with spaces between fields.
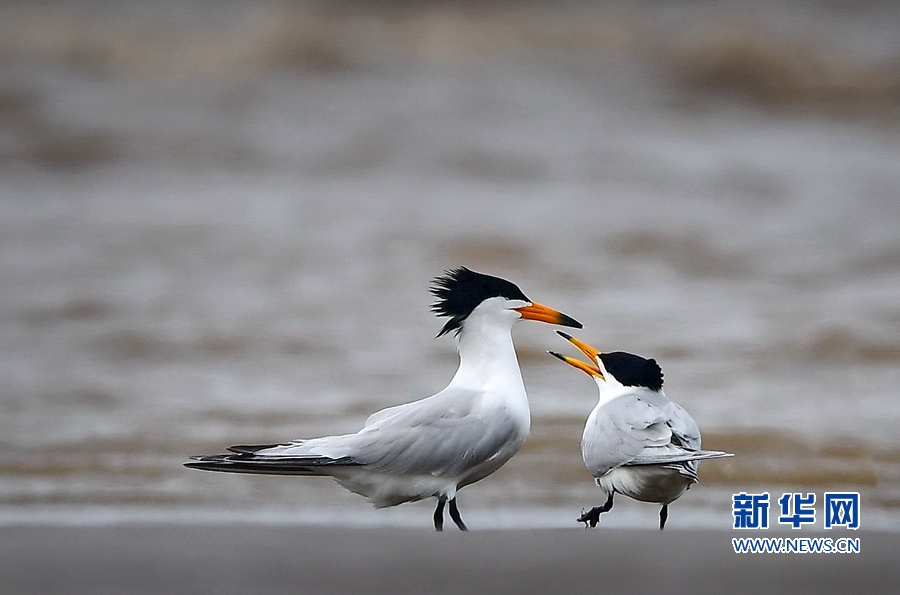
xmin=1 ymin=524 xmax=895 ymax=595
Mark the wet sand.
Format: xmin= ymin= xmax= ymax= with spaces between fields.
xmin=1 ymin=524 xmax=895 ymax=595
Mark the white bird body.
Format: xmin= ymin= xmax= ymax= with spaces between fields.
xmin=234 ymin=302 xmax=530 ymax=508
xmin=187 ymin=268 xmax=580 ymax=530
xmin=582 ymin=382 xmax=720 ymax=506
xmin=550 ymin=334 xmax=732 ymax=529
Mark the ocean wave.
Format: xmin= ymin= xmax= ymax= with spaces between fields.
xmin=806 ymin=328 xmax=900 ymax=363
xmin=607 ymin=230 xmax=754 ymax=279
xmin=666 ymin=23 xmax=900 ymax=117
xmin=1 ymin=1 xmax=896 ymax=119
xmin=88 ymin=329 xmax=319 ymax=362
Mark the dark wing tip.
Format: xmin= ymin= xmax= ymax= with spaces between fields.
xmin=227 ymin=443 xmax=283 ymax=455
xmin=184 ymin=454 xmax=229 ymax=469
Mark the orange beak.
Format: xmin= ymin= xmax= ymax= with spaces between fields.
xmin=515 ymin=302 xmax=582 ymax=328
xmin=549 ymin=332 xmax=604 ymax=379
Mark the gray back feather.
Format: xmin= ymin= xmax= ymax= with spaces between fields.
xmin=582 ymin=391 xmax=703 ymax=478
xmin=350 ymin=388 xmax=520 ymax=477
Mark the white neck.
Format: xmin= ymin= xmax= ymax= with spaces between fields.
xmin=592 ymin=375 xmax=664 ymax=407
xmin=446 ymin=305 xmax=528 ymax=410
xmin=456 ymin=333 xmax=520 ymax=387
xmin=592 ymin=375 xmax=632 ymax=407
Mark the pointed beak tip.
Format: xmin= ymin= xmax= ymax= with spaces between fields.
xmin=556 ymin=330 xmax=573 ymax=340
xmin=562 ymin=315 xmax=583 ymax=329
xmin=550 ymin=350 xmax=603 ymax=378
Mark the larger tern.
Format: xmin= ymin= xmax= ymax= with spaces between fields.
xmin=186 ymin=267 xmax=581 ymax=531
xmin=550 ymin=333 xmax=732 ymax=530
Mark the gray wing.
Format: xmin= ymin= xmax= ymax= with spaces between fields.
xmin=349 ymin=392 xmax=520 ymax=476
xmin=583 ymin=394 xmax=733 ymax=486
xmin=581 ymin=392 xmax=733 ymax=478
xmin=582 ymin=395 xmax=672 ymax=478
xmin=628 ymin=398 xmax=732 ymax=475
xmin=189 ymin=387 xmax=520 ymax=479
xmin=666 ymin=401 xmax=701 ymax=451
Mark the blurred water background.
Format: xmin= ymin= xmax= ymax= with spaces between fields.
xmin=1 ymin=0 xmax=899 ymax=530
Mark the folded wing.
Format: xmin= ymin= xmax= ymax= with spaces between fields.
xmin=186 ymin=387 xmax=520 ymax=479
xmin=582 ymin=394 xmax=732 ymax=479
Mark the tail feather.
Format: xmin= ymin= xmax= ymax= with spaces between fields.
xmin=226 ymin=443 xmax=285 ymax=455
xmin=184 ymin=451 xmax=360 ymax=476
xmin=628 ymin=449 xmax=733 ymax=467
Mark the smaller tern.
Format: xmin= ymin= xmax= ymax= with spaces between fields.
xmin=549 ymin=332 xmax=732 ymax=530
xmin=186 ymin=267 xmax=581 ymax=531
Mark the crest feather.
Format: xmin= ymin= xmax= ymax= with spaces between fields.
xmin=430 ymin=267 xmax=530 ymax=337
xmin=599 ymin=352 xmax=664 ymax=391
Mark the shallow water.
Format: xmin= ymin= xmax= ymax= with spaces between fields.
xmin=1 ymin=1 xmax=899 ymax=530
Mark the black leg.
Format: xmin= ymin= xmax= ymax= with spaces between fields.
xmin=659 ymin=504 xmax=668 ymax=531
xmin=433 ymin=498 xmax=446 ymax=532
xmin=577 ymin=492 xmax=614 ymax=528
xmin=448 ymin=497 xmax=468 ymax=531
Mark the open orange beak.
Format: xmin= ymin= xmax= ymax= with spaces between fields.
xmin=515 ymin=302 xmax=582 ymax=328
xmin=548 ymin=331 xmax=604 ymax=379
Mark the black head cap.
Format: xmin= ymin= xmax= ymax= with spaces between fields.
xmin=430 ymin=267 xmax=530 ymax=337
xmin=598 ymin=352 xmax=664 ymax=392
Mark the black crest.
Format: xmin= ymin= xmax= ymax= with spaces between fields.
xmin=599 ymin=352 xmax=664 ymax=391
xmin=430 ymin=267 xmax=530 ymax=337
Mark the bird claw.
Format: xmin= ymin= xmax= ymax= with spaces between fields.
xmin=577 ymin=507 xmax=601 ymax=529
